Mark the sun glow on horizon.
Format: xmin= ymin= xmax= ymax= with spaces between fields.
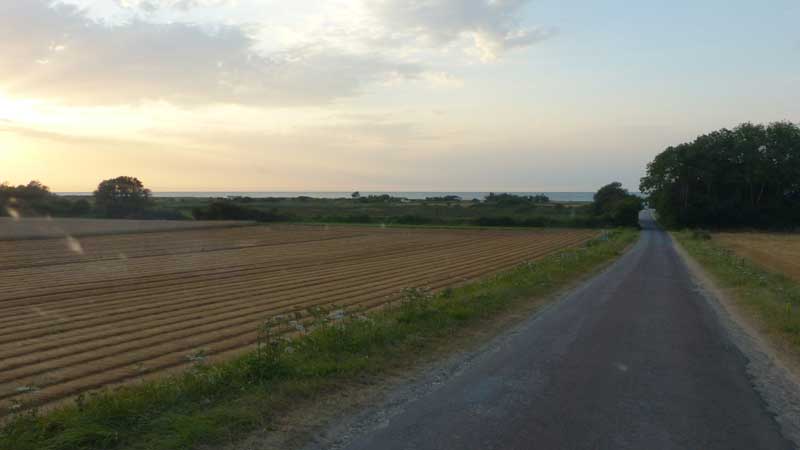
xmin=0 ymin=1 xmax=797 ymax=193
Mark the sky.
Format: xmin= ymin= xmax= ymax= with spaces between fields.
xmin=1 ymin=0 xmax=798 ymax=193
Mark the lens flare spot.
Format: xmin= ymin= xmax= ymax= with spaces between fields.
xmin=66 ymin=236 xmax=84 ymax=255
xmin=5 ymin=207 xmax=20 ymax=221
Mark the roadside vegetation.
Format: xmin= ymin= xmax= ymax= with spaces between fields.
xmin=674 ymin=231 xmax=800 ymax=354
xmin=641 ymin=121 xmax=800 ymax=229
xmin=0 ymin=229 xmax=638 ymax=450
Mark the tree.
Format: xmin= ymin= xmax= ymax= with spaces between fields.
xmin=94 ymin=176 xmax=152 ymax=218
xmin=592 ymin=182 xmax=628 ymax=215
xmin=609 ymin=196 xmax=644 ymax=227
xmin=640 ymin=121 xmax=800 ymax=228
xmin=591 ymin=182 xmax=643 ymax=227
xmin=484 ymin=193 xmax=545 ymax=206
xmin=1 ymin=180 xmax=56 ymax=216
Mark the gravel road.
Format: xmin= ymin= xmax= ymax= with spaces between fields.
xmin=304 ymin=211 xmax=799 ymax=450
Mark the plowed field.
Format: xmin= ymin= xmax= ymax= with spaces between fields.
xmin=0 ymin=224 xmax=598 ymax=415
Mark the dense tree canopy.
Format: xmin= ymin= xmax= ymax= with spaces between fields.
xmin=640 ymin=122 xmax=800 ymax=228
xmin=94 ymin=176 xmax=152 ymax=218
xmin=591 ymin=182 xmax=643 ymax=227
xmin=484 ymin=193 xmax=550 ymax=205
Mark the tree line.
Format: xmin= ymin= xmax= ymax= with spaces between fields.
xmin=640 ymin=121 xmax=800 ymax=228
xmin=1 ymin=176 xmax=176 ymax=219
xmin=3 ymin=176 xmax=643 ymax=228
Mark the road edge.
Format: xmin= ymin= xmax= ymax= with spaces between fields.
xmin=289 ymin=232 xmax=643 ymax=450
xmin=220 ymin=232 xmax=642 ymax=450
xmin=671 ymin=233 xmax=800 ymax=447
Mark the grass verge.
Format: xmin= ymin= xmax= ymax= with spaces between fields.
xmin=673 ymin=231 xmax=800 ymax=352
xmin=0 ymin=229 xmax=638 ymax=450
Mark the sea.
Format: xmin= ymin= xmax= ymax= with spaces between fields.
xmin=59 ymin=192 xmax=596 ymax=202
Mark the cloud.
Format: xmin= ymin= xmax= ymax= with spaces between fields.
xmin=0 ymin=121 xmax=155 ymax=148
xmin=0 ymin=1 xmax=421 ymax=106
xmin=0 ymin=0 xmax=551 ymax=107
xmin=365 ymin=0 xmax=555 ymax=60
xmin=114 ymin=0 xmax=235 ymax=13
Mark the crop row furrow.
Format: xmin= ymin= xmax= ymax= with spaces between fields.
xmin=0 ymin=235 xmax=590 ymax=385
xmin=0 ymin=234 xmax=565 ymax=346
xmin=0 ymin=234 xmax=483 ymax=306
xmin=0 ymin=236 xmax=591 ymax=409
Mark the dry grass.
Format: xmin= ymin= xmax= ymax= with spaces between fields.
xmin=714 ymin=232 xmax=800 ymax=282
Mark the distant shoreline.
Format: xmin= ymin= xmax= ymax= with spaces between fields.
xmin=57 ymin=191 xmax=597 ymax=202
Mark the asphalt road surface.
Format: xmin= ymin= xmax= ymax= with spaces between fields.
xmin=322 ymin=212 xmax=796 ymax=450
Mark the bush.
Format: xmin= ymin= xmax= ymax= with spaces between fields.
xmin=608 ymin=196 xmax=644 ymax=227
xmin=192 ymin=201 xmax=281 ymax=222
xmin=70 ymin=199 xmax=93 ymax=216
xmin=590 ymin=182 xmax=643 ymax=227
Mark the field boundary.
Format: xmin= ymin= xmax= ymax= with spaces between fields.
xmin=671 ymin=232 xmax=800 ymax=376
xmin=671 ymin=232 xmax=800 ymax=444
xmin=285 ymin=221 xmax=595 ymax=231
xmin=0 ymin=219 xmax=256 ymax=242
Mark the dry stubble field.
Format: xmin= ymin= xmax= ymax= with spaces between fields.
xmin=714 ymin=232 xmax=800 ymax=282
xmin=0 ymin=222 xmax=599 ymax=416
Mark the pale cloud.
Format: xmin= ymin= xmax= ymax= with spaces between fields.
xmin=419 ymin=71 xmax=465 ymax=88
xmin=0 ymin=1 xmax=421 ymax=107
xmin=114 ymin=0 xmax=236 ymax=12
xmin=365 ymin=0 xmax=555 ymax=60
xmin=0 ymin=1 xmax=551 ymax=107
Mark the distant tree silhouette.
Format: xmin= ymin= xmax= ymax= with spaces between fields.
xmin=483 ymin=193 xmax=549 ymax=205
xmin=94 ymin=176 xmax=152 ymax=218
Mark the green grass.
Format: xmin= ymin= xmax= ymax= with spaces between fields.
xmin=673 ymin=231 xmax=800 ymax=350
xmin=0 ymin=229 xmax=638 ymax=450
